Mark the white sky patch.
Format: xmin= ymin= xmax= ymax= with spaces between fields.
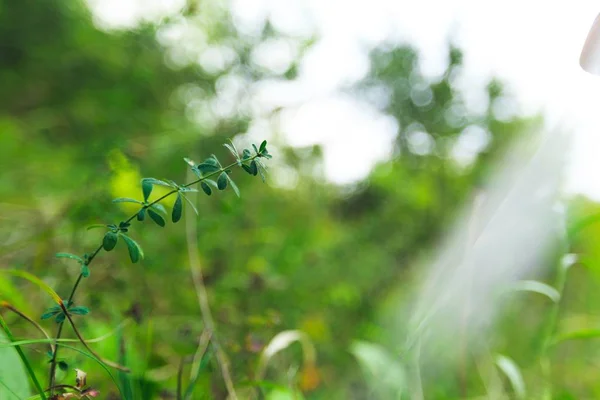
xmin=87 ymin=0 xmax=600 ymax=198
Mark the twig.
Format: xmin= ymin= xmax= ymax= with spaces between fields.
xmin=48 ymin=155 xmax=261 ymax=393
xmin=184 ymin=167 xmax=238 ymax=400
xmin=1 ymin=301 xmax=54 ymax=355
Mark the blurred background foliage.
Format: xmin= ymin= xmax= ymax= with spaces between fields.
xmin=0 ymin=0 xmax=597 ymax=399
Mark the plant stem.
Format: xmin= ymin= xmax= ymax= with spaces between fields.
xmin=184 ymin=166 xmax=238 ymax=399
xmin=47 ymin=157 xmax=257 ymax=393
xmin=0 ymin=314 xmax=47 ymax=400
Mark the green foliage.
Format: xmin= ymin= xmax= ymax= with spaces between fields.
xmin=4 ymin=0 xmax=591 ymax=398
xmin=172 ymin=193 xmax=183 ymax=223
xmin=200 ymin=181 xmax=212 ymax=196
xmin=119 ymin=234 xmax=144 ymax=264
xmin=102 ymin=232 xmax=118 ymax=251
xmin=217 ymin=172 xmax=228 ymax=190
xmin=147 ymin=208 xmax=165 ymax=227
xmin=141 ymin=179 xmax=153 ymax=202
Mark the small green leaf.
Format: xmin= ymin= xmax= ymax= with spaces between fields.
xmin=69 ymin=306 xmax=90 ymax=316
xmin=242 ymin=149 xmax=252 ymax=160
xmin=172 ymin=193 xmax=183 ymax=223
xmin=206 ymin=155 xmax=220 ymax=166
xmin=242 ymin=164 xmax=253 ymax=175
xmin=150 ymin=203 xmax=167 ymax=215
xmin=250 ymin=160 xmax=258 ymax=176
xmin=143 ymin=178 xmax=172 ymax=187
xmin=102 ymin=232 xmax=118 ymax=251
xmin=86 ymin=224 xmax=107 ymax=231
xmin=141 ymin=179 xmax=153 ymax=201
xmin=41 ymin=310 xmax=60 ymax=320
xmin=55 ymin=253 xmax=83 ymax=264
xmin=181 ymin=193 xmax=199 ymax=215
xmin=147 ymin=208 xmax=166 ymax=227
xmin=81 ymin=264 xmax=90 ymax=278
xmin=259 ymin=140 xmax=267 ymax=153
xmin=204 ymin=179 xmax=219 ymax=189
xmin=224 ymin=141 xmax=240 ymax=160
xmin=255 ymin=159 xmax=267 ymax=182
xmin=112 ymin=198 xmax=142 ymax=204
xmin=200 ymin=182 xmax=212 ymax=196
xmin=184 ymin=157 xmax=196 ymax=167
xmin=137 ymin=208 xmax=146 ymax=221
xmin=197 ymin=163 xmax=220 ymax=175
xmin=120 ymin=234 xmax=144 ymax=263
xmin=252 ymin=144 xmax=259 ymax=154
xmin=179 ymin=186 xmax=198 ymax=193
xmin=217 ymin=172 xmax=228 ymax=190
xmin=58 ymin=361 xmax=69 ymax=372
xmin=55 ymin=313 xmax=66 ymax=324
xmin=227 ymin=176 xmax=240 ymax=197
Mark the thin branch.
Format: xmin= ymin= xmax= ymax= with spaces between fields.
xmin=48 ymin=156 xmax=259 ymax=393
xmin=185 ymin=167 xmax=238 ymax=400
xmin=1 ymin=301 xmax=54 ymax=354
xmin=59 ymin=303 xmax=130 ymax=372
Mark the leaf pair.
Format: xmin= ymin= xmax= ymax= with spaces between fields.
xmin=102 ymin=231 xmax=144 ymax=263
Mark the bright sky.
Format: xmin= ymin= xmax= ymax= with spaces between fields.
xmin=87 ymin=0 xmax=600 ymax=199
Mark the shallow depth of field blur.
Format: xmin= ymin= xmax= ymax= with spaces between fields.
xmin=4 ymin=1 xmax=600 ymax=399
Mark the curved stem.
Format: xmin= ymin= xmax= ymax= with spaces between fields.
xmin=48 ymin=156 xmax=259 ymax=393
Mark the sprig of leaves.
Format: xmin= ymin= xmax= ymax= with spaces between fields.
xmin=47 ymin=140 xmax=272 ymax=394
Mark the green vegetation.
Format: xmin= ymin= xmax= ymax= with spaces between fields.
xmin=1 ymin=0 xmax=600 ymax=399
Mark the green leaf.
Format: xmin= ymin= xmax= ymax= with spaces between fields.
xmin=224 ymin=141 xmax=240 ymax=161
xmin=120 ymin=234 xmax=144 ymax=263
xmin=250 ymin=160 xmax=258 ymax=176
xmin=137 ymin=208 xmax=146 ymax=221
xmin=57 ymin=361 xmax=68 ymax=372
xmin=112 ymin=198 xmax=142 ymax=204
xmin=242 ymin=149 xmax=252 ymax=160
xmin=0 ymin=330 xmax=31 ymax=399
xmin=242 ymin=164 xmax=253 ymax=175
xmin=253 ymin=144 xmax=259 ymax=154
xmin=197 ymin=162 xmax=220 ymax=175
xmin=217 ymin=172 xmax=228 ymax=190
xmin=184 ymin=157 xmax=196 ymax=167
xmin=506 ymin=280 xmax=560 ymax=303
xmin=147 ymin=208 xmax=166 ymax=227
xmin=69 ymin=306 xmax=90 ymax=316
xmin=259 ymin=140 xmax=267 ymax=153
xmin=143 ymin=178 xmax=172 ymax=187
xmin=55 ymin=313 xmax=66 ymax=324
xmin=255 ymin=159 xmax=267 ymax=182
xmin=227 ymin=176 xmax=240 ymax=197
xmin=181 ymin=193 xmax=199 ymax=215
xmin=204 ymin=179 xmax=219 ymax=189
xmin=102 ymin=232 xmax=118 ymax=251
xmin=86 ymin=224 xmax=107 ymax=231
xmin=55 ymin=253 xmax=83 ymax=264
xmin=41 ymin=310 xmax=60 ymax=320
xmin=495 ymin=354 xmax=526 ymax=399
xmin=81 ymin=264 xmax=90 ymax=278
xmin=150 ymin=203 xmax=167 ymax=215
xmin=141 ymin=179 xmax=153 ymax=201
xmin=172 ymin=193 xmax=183 ymax=223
